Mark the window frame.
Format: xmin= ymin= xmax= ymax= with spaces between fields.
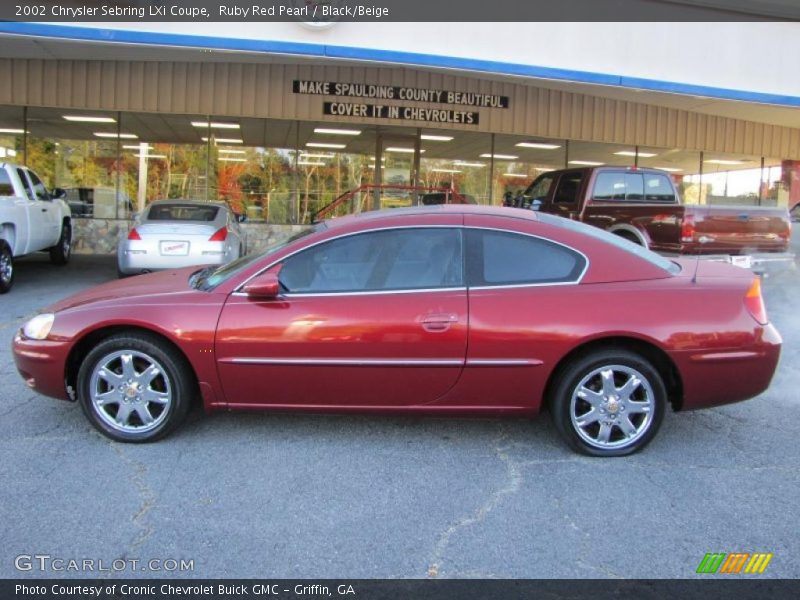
xmin=551 ymin=170 xmax=586 ymax=206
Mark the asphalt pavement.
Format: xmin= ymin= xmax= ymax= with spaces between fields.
xmin=1 ymin=245 xmax=798 ymax=579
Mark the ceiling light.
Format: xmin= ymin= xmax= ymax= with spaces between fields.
xmin=480 ymin=153 xmax=518 ymax=160
xmin=202 ymin=137 xmax=243 ymax=144
xmin=192 ymin=121 xmax=240 ymax=129
xmin=218 ymin=157 xmax=247 ymax=163
xmin=0 ymin=128 xmax=25 ymax=134
xmin=123 ymin=144 xmax=150 ymax=150
xmin=131 ymin=153 xmax=167 ymax=159
xmin=301 ymin=153 xmax=335 ymax=159
xmin=614 ymin=151 xmax=657 ymax=158
xmin=314 ymin=128 xmax=361 ymax=136
xmin=298 ymin=160 xmax=326 ymax=166
xmin=706 ymin=159 xmax=745 ymax=165
xmin=569 ymin=160 xmax=605 ymax=166
xmin=431 ymin=168 xmax=462 ymax=174
xmin=94 ymin=132 xmax=137 ymax=139
xmin=503 ymin=173 xmax=528 ymax=178
xmin=218 ymin=149 xmax=246 ymax=154
xmin=63 ymin=115 xmax=116 ymax=123
xmin=306 ymin=142 xmax=346 ymax=149
xmin=515 ymin=142 xmax=561 ymax=150
xmin=386 ymin=147 xmax=425 ymax=153
xmin=453 ymin=161 xmax=486 ymax=168
xmin=421 ymin=135 xmax=454 ymax=141
xmin=654 ymin=166 xmax=683 ymax=172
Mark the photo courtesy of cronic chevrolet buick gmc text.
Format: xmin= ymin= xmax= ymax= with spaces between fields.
xmin=12 ymin=206 xmax=781 ymax=456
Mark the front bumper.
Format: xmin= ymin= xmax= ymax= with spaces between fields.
xmin=12 ymin=333 xmax=73 ymax=401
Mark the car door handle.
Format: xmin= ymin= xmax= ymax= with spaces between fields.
xmin=41 ymin=208 xmax=47 ymax=212
xmin=420 ymin=314 xmax=458 ymax=332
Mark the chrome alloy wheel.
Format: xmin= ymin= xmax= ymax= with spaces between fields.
xmin=0 ymin=250 xmax=11 ymax=284
xmin=89 ymin=350 xmax=172 ymax=434
xmin=569 ymin=364 xmax=654 ymax=450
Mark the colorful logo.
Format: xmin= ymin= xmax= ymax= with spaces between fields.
xmin=696 ymin=553 xmax=773 ymax=574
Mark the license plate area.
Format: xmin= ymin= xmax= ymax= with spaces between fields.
xmin=729 ymin=255 xmax=752 ymax=269
xmin=160 ymin=240 xmax=190 ymax=256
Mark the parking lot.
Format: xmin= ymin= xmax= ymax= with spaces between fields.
xmin=1 ymin=245 xmax=798 ymax=579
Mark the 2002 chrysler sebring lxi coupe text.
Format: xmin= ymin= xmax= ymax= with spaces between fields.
xmin=12 ymin=206 xmax=781 ymax=456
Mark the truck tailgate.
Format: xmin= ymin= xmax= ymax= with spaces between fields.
xmin=686 ymin=206 xmax=790 ymax=254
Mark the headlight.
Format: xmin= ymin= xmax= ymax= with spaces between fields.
xmin=22 ymin=313 xmax=55 ymax=340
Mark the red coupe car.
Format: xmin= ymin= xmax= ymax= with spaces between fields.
xmin=12 ymin=206 xmax=781 ymax=456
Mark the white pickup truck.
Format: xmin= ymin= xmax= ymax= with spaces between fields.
xmin=0 ymin=163 xmax=72 ymax=293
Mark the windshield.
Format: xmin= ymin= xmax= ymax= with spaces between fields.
xmin=536 ymin=212 xmax=681 ymax=275
xmin=191 ymin=226 xmax=320 ymax=291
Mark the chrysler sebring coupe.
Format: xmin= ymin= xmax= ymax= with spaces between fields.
xmin=13 ymin=206 xmax=781 ymax=456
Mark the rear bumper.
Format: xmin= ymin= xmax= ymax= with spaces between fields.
xmin=118 ymin=240 xmax=230 ymax=274
xmin=12 ymin=333 xmax=72 ymax=401
xmin=674 ymin=323 xmax=782 ymax=410
xmin=661 ymin=251 xmax=795 ymax=274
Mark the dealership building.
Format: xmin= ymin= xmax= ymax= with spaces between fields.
xmin=1 ymin=11 xmax=799 ymax=251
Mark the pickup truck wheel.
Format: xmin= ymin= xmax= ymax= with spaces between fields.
xmin=550 ymin=349 xmax=666 ymax=457
xmin=0 ymin=240 xmax=13 ymax=294
xmin=77 ymin=333 xmax=194 ymax=443
xmin=49 ymin=223 xmax=71 ymax=265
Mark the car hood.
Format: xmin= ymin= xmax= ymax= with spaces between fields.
xmin=47 ymin=266 xmax=203 ymax=313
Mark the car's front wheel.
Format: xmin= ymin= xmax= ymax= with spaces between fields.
xmin=77 ymin=333 xmax=194 ymax=442
xmin=550 ymin=349 xmax=666 ymax=456
xmin=0 ymin=240 xmax=13 ymax=293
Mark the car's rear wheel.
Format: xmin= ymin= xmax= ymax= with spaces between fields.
xmin=0 ymin=240 xmax=13 ymax=294
xmin=550 ymin=349 xmax=666 ymax=456
xmin=77 ymin=333 xmax=194 ymax=442
xmin=49 ymin=222 xmax=72 ymax=265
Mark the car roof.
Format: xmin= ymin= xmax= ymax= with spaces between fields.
xmin=323 ymin=204 xmax=540 ymax=229
xmin=147 ymin=199 xmax=228 ymax=208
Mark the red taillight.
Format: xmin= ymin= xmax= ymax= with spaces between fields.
xmin=127 ymin=228 xmax=141 ymax=240
xmin=680 ymin=214 xmax=695 ymax=243
xmin=744 ymin=277 xmax=768 ymax=325
xmin=209 ymin=227 xmax=228 ymax=242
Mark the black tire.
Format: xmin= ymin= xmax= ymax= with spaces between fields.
xmin=614 ymin=231 xmax=644 ymax=247
xmin=0 ymin=240 xmax=13 ymax=294
xmin=77 ymin=332 xmax=195 ymax=443
xmin=549 ymin=349 xmax=666 ymax=457
xmin=49 ymin=222 xmax=72 ymax=265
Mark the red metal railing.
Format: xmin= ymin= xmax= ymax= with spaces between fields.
xmin=312 ymin=184 xmax=469 ymax=222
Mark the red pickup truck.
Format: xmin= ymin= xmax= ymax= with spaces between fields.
xmin=525 ymin=166 xmax=792 ymax=267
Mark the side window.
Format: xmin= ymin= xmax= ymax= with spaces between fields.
xmin=279 ymin=228 xmax=463 ymax=294
xmin=0 ymin=169 xmax=13 ymax=196
xmin=644 ymin=174 xmax=676 ymax=202
xmin=466 ymin=230 xmax=585 ymax=287
xmin=524 ymin=174 xmax=555 ymax=202
xmin=27 ymin=170 xmax=50 ymax=202
xmin=553 ymin=172 xmax=584 ymax=204
xmin=593 ymin=172 xmax=626 ymax=201
xmin=593 ymin=172 xmax=644 ymax=202
xmin=16 ymin=169 xmax=35 ymax=201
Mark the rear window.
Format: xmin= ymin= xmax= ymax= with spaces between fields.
xmin=147 ymin=204 xmax=220 ymax=222
xmin=536 ymin=212 xmax=681 ymax=275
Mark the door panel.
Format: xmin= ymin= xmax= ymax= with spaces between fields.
xmin=215 ymin=290 xmax=467 ymax=407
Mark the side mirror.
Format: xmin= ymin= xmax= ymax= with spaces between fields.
xmin=243 ymin=272 xmax=280 ymax=299
xmin=52 ymin=188 xmax=66 ymax=200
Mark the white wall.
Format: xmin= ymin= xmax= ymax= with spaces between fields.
xmin=58 ymin=22 xmax=800 ymax=98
